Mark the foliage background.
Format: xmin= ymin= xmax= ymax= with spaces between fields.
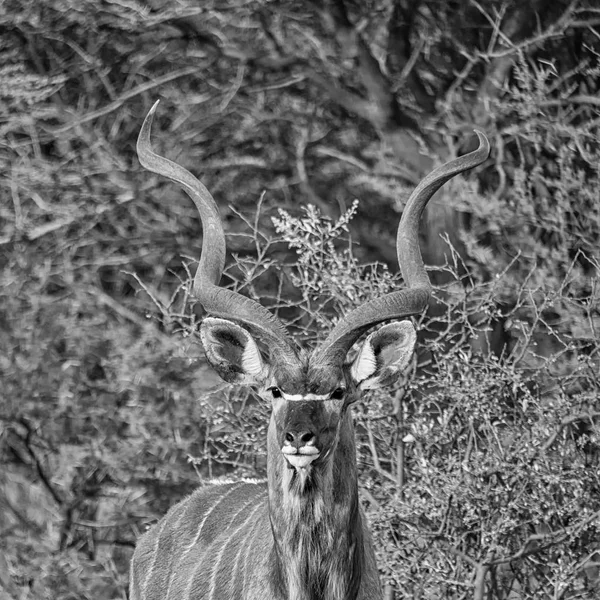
xmin=1 ymin=1 xmax=599 ymax=599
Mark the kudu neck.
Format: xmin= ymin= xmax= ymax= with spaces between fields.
xmin=266 ymin=410 xmax=364 ymax=600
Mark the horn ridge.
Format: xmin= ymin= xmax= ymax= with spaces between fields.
xmin=137 ymin=101 xmax=299 ymax=359
xmin=397 ymin=130 xmax=490 ymax=291
xmin=314 ymin=132 xmax=490 ymax=365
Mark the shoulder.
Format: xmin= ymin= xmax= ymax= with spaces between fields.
xmin=190 ymin=478 xmax=267 ymax=502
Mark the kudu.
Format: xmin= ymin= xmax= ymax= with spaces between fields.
xmin=129 ymin=100 xmax=490 ymax=600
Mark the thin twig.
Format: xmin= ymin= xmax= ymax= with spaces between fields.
xmin=51 ymin=66 xmax=198 ymax=134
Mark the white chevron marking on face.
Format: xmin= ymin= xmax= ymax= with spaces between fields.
xmin=280 ymin=392 xmax=331 ymax=401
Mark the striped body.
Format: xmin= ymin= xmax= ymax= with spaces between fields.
xmin=130 ymin=482 xmax=270 ymax=600
xmin=130 ymin=479 xmax=382 ymax=600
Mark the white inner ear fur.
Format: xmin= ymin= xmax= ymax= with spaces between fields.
xmin=351 ymin=321 xmax=417 ymax=387
xmin=351 ymin=341 xmax=377 ymax=384
xmin=200 ymin=317 xmax=266 ymax=382
xmin=240 ymin=334 xmax=264 ymax=377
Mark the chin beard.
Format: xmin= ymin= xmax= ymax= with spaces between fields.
xmin=287 ymin=463 xmax=316 ymax=494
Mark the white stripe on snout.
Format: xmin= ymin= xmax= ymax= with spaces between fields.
xmin=280 ymin=392 xmax=330 ymax=401
xmin=285 ymin=454 xmax=318 ymax=468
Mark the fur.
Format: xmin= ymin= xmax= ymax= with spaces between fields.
xmin=129 ymin=410 xmax=383 ymax=600
xmin=129 ymin=318 xmax=416 ymax=600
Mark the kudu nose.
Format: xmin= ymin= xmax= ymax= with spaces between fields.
xmin=284 ymin=430 xmax=315 ymax=448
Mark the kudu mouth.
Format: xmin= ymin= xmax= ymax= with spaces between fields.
xmin=281 ymin=445 xmax=320 ymax=469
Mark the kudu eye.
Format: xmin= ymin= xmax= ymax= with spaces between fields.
xmin=330 ymin=387 xmax=345 ymax=400
xmin=269 ymin=387 xmax=282 ymax=399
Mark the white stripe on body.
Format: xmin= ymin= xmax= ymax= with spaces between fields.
xmin=181 ymin=483 xmax=244 ymax=555
xmin=240 ymin=496 xmax=270 ymax=596
xmin=161 ymin=497 xmax=201 ymax=598
xmin=180 ymin=483 xmax=252 ymax=599
xmin=140 ymin=517 xmax=168 ymax=598
xmin=208 ymin=500 xmax=266 ymax=600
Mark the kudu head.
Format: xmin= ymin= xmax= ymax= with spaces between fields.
xmin=137 ymin=101 xmax=489 ymax=494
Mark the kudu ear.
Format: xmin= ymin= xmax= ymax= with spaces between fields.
xmin=350 ymin=322 xmax=417 ymax=390
xmin=200 ymin=317 xmax=268 ymax=385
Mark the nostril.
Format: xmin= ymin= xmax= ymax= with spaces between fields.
xmin=300 ymin=432 xmax=315 ymax=444
xmin=284 ymin=431 xmax=315 ymax=446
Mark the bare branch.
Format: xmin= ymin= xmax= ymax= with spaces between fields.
xmin=539 ymin=411 xmax=600 ymax=455
xmin=386 ymin=0 xmax=434 ymax=112
xmin=486 ymin=509 xmax=600 ymax=567
xmin=51 ymin=66 xmax=198 ymax=134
